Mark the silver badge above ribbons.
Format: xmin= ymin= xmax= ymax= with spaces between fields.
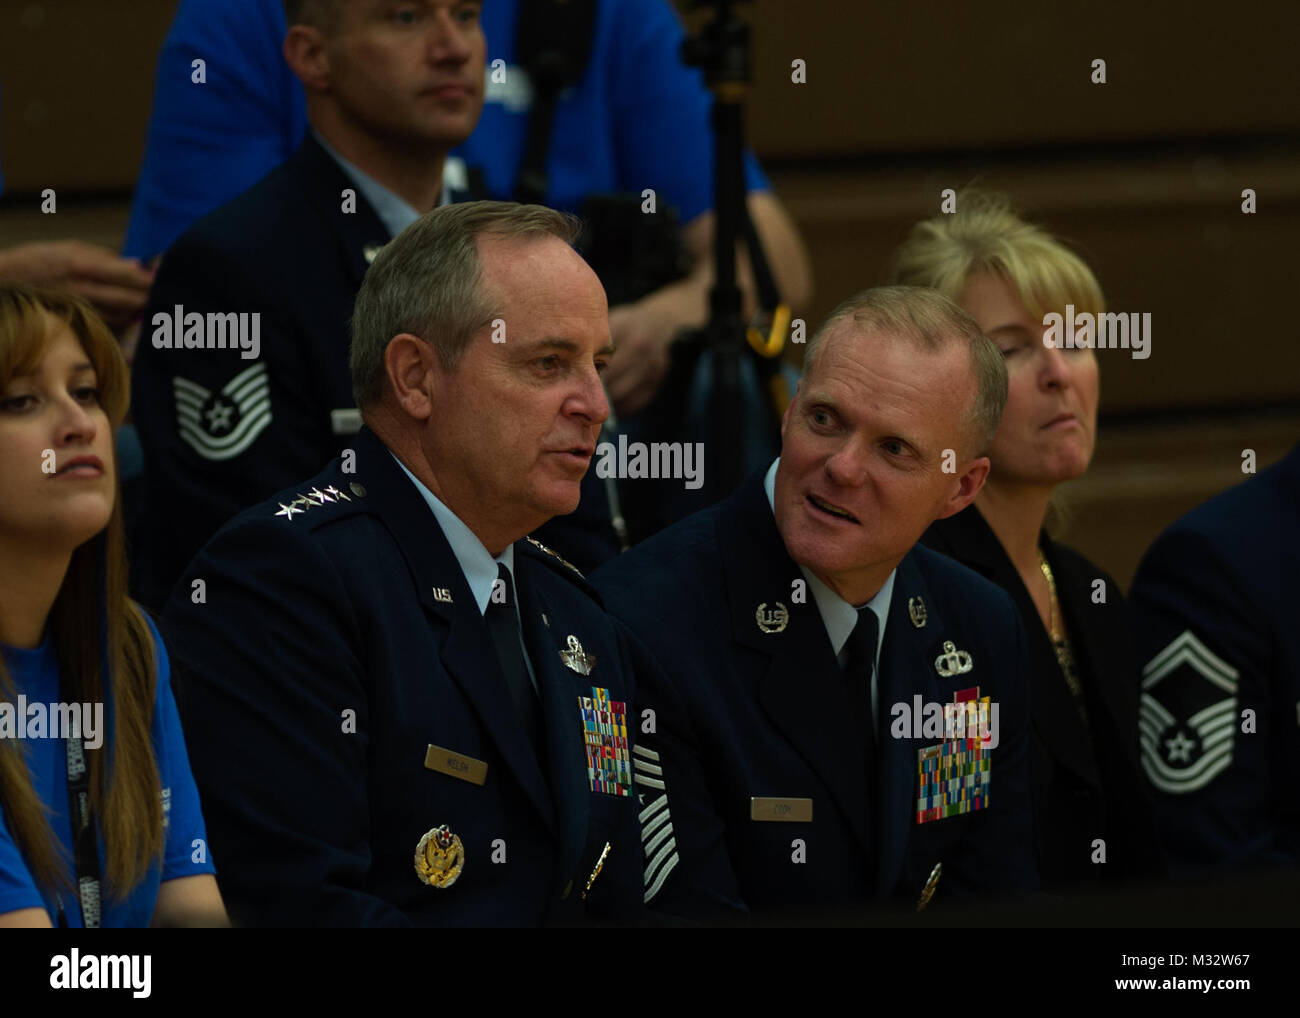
xmin=934 ymin=640 xmax=973 ymax=678
xmin=559 ymin=635 xmax=596 ymax=675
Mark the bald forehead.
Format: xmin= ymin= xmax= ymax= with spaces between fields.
xmin=805 ymin=324 xmax=978 ymax=439
xmin=808 ymin=321 xmax=955 ymax=378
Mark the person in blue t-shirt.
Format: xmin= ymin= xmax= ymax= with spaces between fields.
xmin=0 ymin=283 xmax=226 ymax=927
xmin=124 ymin=0 xmax=812 ymax=416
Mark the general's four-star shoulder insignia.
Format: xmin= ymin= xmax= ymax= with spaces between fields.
xmin=272 ymin=482 xmax=353 ymax=521
xmin=1139 ymin=629 xmax=1239 ymax=795
xmin=174 ymin=363 xmax=272 ymax=462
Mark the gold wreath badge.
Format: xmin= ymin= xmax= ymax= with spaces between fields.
xmin=414 ymin=824 xmax=465 ymax=889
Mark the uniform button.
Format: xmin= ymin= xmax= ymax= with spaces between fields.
xmin=350 ymin=482 xmax=367 ymax=498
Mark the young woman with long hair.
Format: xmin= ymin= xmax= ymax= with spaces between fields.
xmin=0 ymin=283 xmax=226 ymax=926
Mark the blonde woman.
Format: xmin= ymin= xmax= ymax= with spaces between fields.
xmin=0 ymin=283 xmax=226 ymax=926
xmin=889 ymin=191 xmax=1164 ymax=890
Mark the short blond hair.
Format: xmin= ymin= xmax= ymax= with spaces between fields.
xmin=887 ymin=189 xmax=1105 ymax=321
xmin=805 ymin=285 xmax=1007 ymax=455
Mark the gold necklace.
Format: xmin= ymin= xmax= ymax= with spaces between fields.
xmin=1038 ymin=550 xmax=1087 ymax=714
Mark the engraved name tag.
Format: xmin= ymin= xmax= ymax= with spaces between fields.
xmin=424 ymin=745 xmax=488 ymax=786
xmin=749 ymin=797 xmax=813 ymax=822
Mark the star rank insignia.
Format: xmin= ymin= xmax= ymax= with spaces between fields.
xmin=274 ymin=500 xmax=304 ymax=520
xmin=272 ymin=484 xmax=351 ymax=521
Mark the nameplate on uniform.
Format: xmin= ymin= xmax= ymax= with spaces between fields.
xmin=331 ymin=408 xmax=363 ymax=435
xmin=750 ymin=797 xmax=813 ymax=822
xmin=424 ymin=745 xmax=488 ymax=786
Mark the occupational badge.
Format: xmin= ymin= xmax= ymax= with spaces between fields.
xmin=908 ymin=596 xmax=927 ymax=628
xmin=934 ymin=639 xmax=973 ymax=677
xmin=559 ymin=635 xmax=596 ymax=675
xmin=414 ymin=824 xmax=465 ymax=889
xmin=755 ymin=602 xmax=789 ymax=634
xmin=578 ymin=686 xmax=632 ymax=797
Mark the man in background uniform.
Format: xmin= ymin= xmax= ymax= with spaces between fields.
xmin=130 ymin=0 xmax=486 ymax=607
xmin=592 ymin=287 xmax=1039 ymax=917
xmin=164 ymin=203 xmax=642 ymax=926
xmin=1129 ymin=442 xmax=1299 ymax=877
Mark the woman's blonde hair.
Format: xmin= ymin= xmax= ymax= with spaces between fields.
xmin=887 ymin=189 xmax=1105 ymax=320
xmin=0 ymin=283 xmax=163 ymax=901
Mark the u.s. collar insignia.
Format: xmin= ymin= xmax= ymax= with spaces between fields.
xmin=755 ymin=602 xmax=789 ymax=634
xmin=935 ymin=640 xmax=973 ymax=677
xmin=908 ymin=597 xmax=927 ymax=628
xmin=559 ymin=635 xmax=596 ymax=675
xmin=363 ymin=243 xmax=383 ymax=264
xmin=414 ymin=824 xmax=464 ymax=889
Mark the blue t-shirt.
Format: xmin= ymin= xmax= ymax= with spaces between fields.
xmin=123 ymin=0 xmax=769 ymax=259
xmin=0 ymin=617 xmax=215 ymax=926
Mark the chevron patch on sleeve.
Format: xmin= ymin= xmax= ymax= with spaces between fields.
xmin=174 ymin=362 xmax=272 ymax=462
xmin=634 ymin=744 xmax=678 ymax=904
xmin=1139 ymin=629 xmax=1239 ymax=795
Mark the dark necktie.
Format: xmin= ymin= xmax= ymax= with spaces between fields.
xmin=843 ymin=607 xmax=879 ymax=763
xmin=843 ymin=607 xmax=879 ymax=853
xmin=485 ymin=564 xmax=541 ymax=751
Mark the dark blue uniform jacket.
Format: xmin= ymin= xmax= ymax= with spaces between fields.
xmin=163 ymin=427 xmax=642 ymax=926
xmin=1129 ymin=442 xmax=1300 ymax=876
xmin=591 ymin=472 xmax=1039 ymax=917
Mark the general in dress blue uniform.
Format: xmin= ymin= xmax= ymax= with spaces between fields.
xmin=161 ymin=202 xmax=641 ymax=925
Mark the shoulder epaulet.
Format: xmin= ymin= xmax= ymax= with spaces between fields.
xmin=268 ymin=482 xmax=367 ymax=525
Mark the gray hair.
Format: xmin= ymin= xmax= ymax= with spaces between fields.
xmin=804 ymin=285 xmax=1007 ymax=456
xmin=350 ymin=201 xmax=581 ymax=409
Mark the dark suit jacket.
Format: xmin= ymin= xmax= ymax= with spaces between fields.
xmin=131 ymin=133 xmax=617 ymax=609
xmin=592 ymin=472 xmax=1039 ymax=918
xmin=923 ymin=506 xmax=1165 ymax=889
xmin=162 ymin=427 xmax=642 ymax=926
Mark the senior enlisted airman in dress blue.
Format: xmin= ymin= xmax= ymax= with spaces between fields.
xmin=593 ymin=463 xmax=1039 ymax=918
xmin=1128 ymin=442 xmax=1299 ymax=877
xmin=162 ymin=427 xmax=642 ymax=926
xmin=592 ymin=285 xmax=1044 ymax=918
